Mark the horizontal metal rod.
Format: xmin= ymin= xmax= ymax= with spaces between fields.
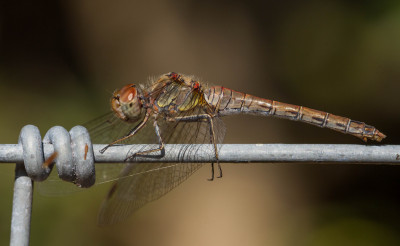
xmin=0 ymin=144 xmax=399 ymax=164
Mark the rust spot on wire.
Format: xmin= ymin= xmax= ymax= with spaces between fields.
xmin=84 ymin=144 xmax=89 ymax=160
xmin=42 ymin=152 xmax=58 ymax=168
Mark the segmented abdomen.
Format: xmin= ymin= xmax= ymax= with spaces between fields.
xmin=205 ymin=86 xmax=386 ymax=142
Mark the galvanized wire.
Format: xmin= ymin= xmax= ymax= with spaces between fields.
xmin=2 ymin=143 xmax=400 ymax=164
xmin=3 ymin=124 xmax=400 ymax=246
xmin=10 ymin=164 xmax=33 ymax=246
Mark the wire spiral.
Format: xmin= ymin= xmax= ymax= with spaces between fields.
xmin=18 ymin=125 xmax=95 ymax=188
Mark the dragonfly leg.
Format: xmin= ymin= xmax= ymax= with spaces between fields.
xmin=208 ymin=163 xmax=215 ymax=181
xmin=170 ymin=114 xmax=221 ymax=180
xmin=208 ymin=162 xmax=222 ymax=181
xmin=127 ymin=118 xmax=165 ymax=159
xmin=217 ymin=162 xmax=222 ymax=178
xmin=208 ymin=115 xmax=222 ymax=179
xmin=100 ymin=111 xmax=150 ymax=154
xmin=168 ymin=114 xmax=219 ymax=160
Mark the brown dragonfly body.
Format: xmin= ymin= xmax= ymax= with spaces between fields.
xmin=205 ymin=86 xmax=385 ymax=142
xmin=92 ymin=72 xmax=385 ymax=224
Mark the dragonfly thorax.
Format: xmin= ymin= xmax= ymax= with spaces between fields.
xmin=111 ymin=84 xmax=144 ymax=122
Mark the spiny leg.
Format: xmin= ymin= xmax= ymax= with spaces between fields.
xmin=207 ymin=114 xmax=222 ymax=180
xmin=100 ymin=111 xmax=151 ymax=154
xmin=208 ymin=162 xmax=223 ymax=181
xmin=209 ymin=163 xmax=215 ymax=181
xmin=168 ymin=114 xmax=221 ymax=180
xmin=126 ymin=118 xmax=165 ymax=161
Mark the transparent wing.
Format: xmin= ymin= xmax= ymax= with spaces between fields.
xmin=97 ymin=105 xmax=226 ymax=225
xmin=86 ymin=112 xmax=159 ymax=184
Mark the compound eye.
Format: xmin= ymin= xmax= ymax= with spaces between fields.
xmin=119 ymin=84 xmax=137 ymax=103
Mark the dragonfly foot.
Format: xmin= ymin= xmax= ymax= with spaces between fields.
xmin=208 ymin=162 xmax=222 ymax=180
xmin=99 ymin=145 xmax=111 ymax=154
xmin=207 ymin=163 xmax=215 ymax=181
xmin=217 ymin=162 xmax=223 ymax=178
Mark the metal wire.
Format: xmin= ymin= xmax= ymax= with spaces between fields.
xmin=10 ymin=163 xmax=33 ymax=246
xmin=2 ymin=143 xmax=400 ymax=164
xmin=3 ymin=125 xmax=400 ymax=246
xmin=8 ymin=125 xmax=95 ymax=246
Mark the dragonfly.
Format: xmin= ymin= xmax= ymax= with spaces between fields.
xmin=87 ymin=72 xmax=386 ymax=225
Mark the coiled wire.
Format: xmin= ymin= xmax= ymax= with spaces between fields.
xmin=18 ymin=125 xmax=95 ymax=188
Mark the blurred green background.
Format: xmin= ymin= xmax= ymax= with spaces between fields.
xmin=1 ymin=0 xmax=400 ymax=245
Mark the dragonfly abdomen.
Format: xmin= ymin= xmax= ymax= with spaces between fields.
xmin=206 ymin=86 xmax=386 ymax=142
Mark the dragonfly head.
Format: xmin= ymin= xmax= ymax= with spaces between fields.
xmin=111 ymin=84 xmax=144 ymax=122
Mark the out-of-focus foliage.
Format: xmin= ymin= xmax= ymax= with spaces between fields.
xmin=0 ymin=1 xmax=399 ymax=245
